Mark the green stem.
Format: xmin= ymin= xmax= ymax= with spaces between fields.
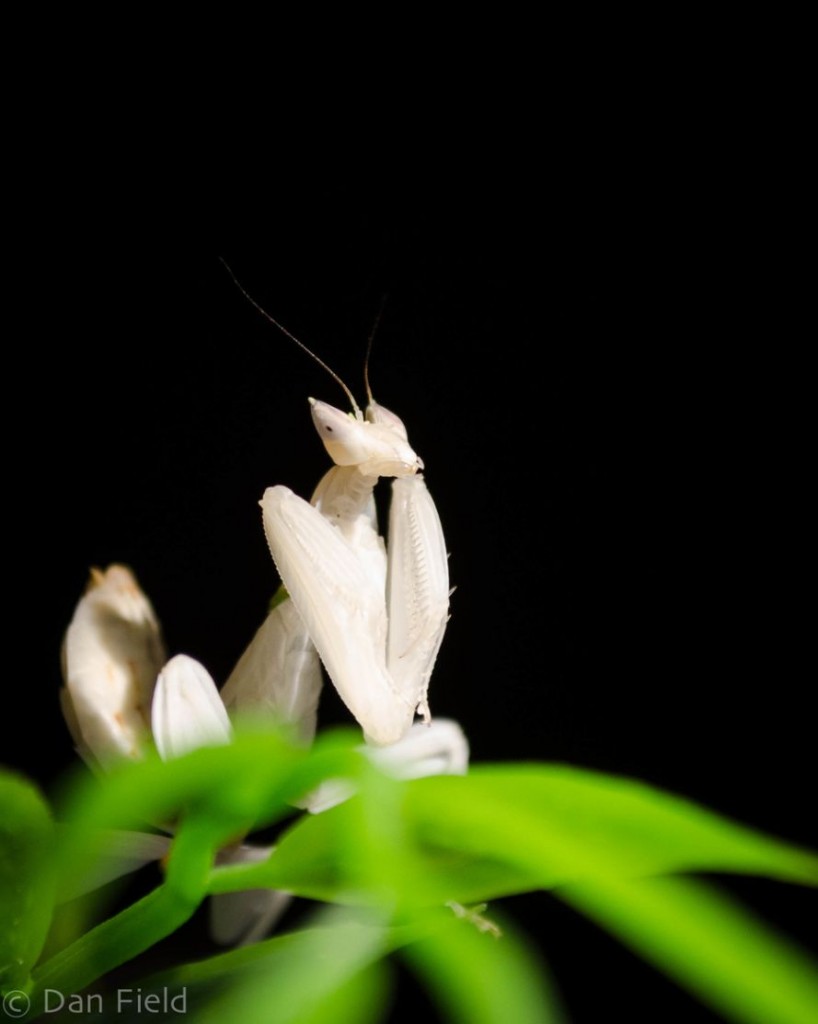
xmin=28 ymin=816 xmax=224 ymax=1017
xmin=28 ymin=884 xmax=197 ymax=1014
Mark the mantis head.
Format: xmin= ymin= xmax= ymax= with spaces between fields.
xmin=309 ymin=398 xmax=424 ymax=477
xmin=218 ymin=262 xmax=424 ymax=479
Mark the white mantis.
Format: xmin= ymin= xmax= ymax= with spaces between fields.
xmin=221 ymin=271 xmax=466 ymax=769
xmin=258 ymin=397 xmax=449 ymax=745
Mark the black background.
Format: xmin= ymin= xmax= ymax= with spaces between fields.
xmin=6 ymin=160 xmax=813 ymax=1022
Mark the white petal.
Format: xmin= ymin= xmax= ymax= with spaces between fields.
xmin=62 ymin=565 xmax=165 ymax=768
xmin=367 ymin=719 xmax=469 ymax=779
xmin=302 ymin=720 xmax=469 ymax=814
xmin=59 ymin=687 xmax=97 ymax=769
xmin=261 ymin=486 xmax=414 ymax=745
xmin=299 ymin=777 xmax=357 ymax=815
xmin=152 ymin=655 xmax=232 ymax=760
xmin=210 ymin=844 xmax=290 ymax=945
xmin=59 ymin=829 xmax=172 ymax=901
xmin=220 ymin=597 xmax=322 ymax=744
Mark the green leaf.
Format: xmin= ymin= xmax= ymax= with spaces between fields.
xmin=31 ymin=884 xmax=194 ymax=1012
xmin=147 ymin=923 xmax=394 ymax=1024
xmin=212 ymin=760 xmax=817 ymax=1024
xmin=142 ymin=906 xmax=466 ymax=995
xmin=404 ymin=765 xmax=818 ymax=889
xmin=55 ymin=728 xmax=362 ymax=903
xmin=403 ymin=910 xmax=566 ymax=1024
xmin=216 ymin=762 xmax=817 ymax=908
xmin=562 ymin=875 xmax=818 ymax=1024
xmin=30 ymin=731 xmax=366 ymax=1004
xmin=147 ymin=904 xmax=557 ymax=1024
xmin=295 ymin=960 xmax=391 ymax=1024
xmin=190 ymin=908 xmax=390 ymax=1024
xmin=212 ymin=799 xmax=542 ymax=905
xmin=37 ymin=742 xmax=818 ymax=1024
xmin=31 ymin=813 xmax=229 ymax=1007
xmin=208 ymin=757 xmax=434 ymax=907
xmin=147 ymin=926 xmax=348 ymax=989
xmin=399 ymin=766 xmax=818 ymax=1024
xmin=0 ymin=770 xmax=55 ymax=991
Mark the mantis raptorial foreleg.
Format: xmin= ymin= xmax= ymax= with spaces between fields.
xmin=260 ymin=396 xmax=451 ymax=747
xmin=220 ymin=594 xmax=322 ymax=745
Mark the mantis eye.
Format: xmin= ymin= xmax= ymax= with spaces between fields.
xmin=365 ymin=402 xmax=409 ymax=441
xmin=309 ymin=398 xmax=423 ymax=476
xmin=309 ymin=399 xmax=370 ymax=466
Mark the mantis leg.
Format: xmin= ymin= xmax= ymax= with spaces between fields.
xmin=221 ymin=592 xmax=323 ymax=745
xmin=261 ymin=485 xmax=415 ymax=745
xmin=386 ymin=475 xmax=450 ymax=724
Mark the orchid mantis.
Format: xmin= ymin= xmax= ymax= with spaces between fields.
xmin=250 ymin=385 xmax=468 ymax=811
xmin=259 ymin=397 xmax=450 ymax=746
xmin=220 ymin=268 xmax=466 ymax=768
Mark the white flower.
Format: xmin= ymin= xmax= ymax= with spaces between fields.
xmin=61 ymin=565 xmax=165 ymax=769
xmin=60 ymin=564 xmax=470 ymax=944
xmin=61 ymin=566 xmax=320 ymax=768
xmin=60 ymin=566 xmax=288 ymax=945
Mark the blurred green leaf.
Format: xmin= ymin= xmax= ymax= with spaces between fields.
xmin=563 ymin=875 xmax=818 ymax=1024
xmin=192 ymin=907 xmax=390 ymax=1024
xmin=148 ymin=904 xmax=557 ymax=1024
xmin=211 ymin=795 xmax=542 ymax=906
xmin=54 ymin=728 xmax=362 ymax=902
xmin=208 ymin=759 xmax=817 ymax=1024
xmin=0 ymin=770 xmax=55 ymax=991
xmin=215 ymin=762 xmax=817 ymax=908
xmin=32 ymin=736 xmax=818 ymax=1024
xmin=404 ymin=909 xmax=565 ymax=1024
xmin=207 ymin=755 xmax=440 ymax=909
xmin=147 ymin=917 xmax=394 ymax=1024
xmin=404 ymin=765 xmax=818 ymax=888
xmin=31 ymin=812 xmax=229 ymax=1007
xmin=148 ymin=925 xmax=349 ymax=988
xmin=30 ymin=731 xmax=363 ymax=1005
xmin=295 ymin=960 xmax=391 ymax=1024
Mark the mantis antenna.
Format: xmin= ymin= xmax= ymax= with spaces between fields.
xmin=363 ymin=293 xmax=389 ymax=407
xmin=219 ymin=257 xmax=363 ymax=420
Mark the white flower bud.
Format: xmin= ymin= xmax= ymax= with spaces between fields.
xmin=152 ymin=654 xmax=232 ymax=760
xmin=62 ymin=565 xmax=165 ymax=768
